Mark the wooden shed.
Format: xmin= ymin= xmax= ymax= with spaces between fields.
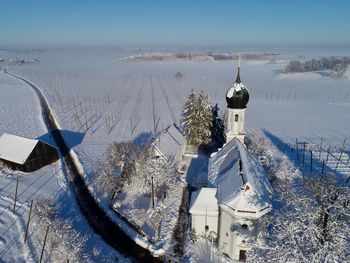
xmin=0 ymin=133 xmax=59 ymax=172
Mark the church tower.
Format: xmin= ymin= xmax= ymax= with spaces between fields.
xmin=225 ymin=57 xmax=249 ymax=144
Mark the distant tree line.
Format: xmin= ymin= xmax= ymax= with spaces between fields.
xmin=284 ymin=56 xmax=350 ymax=74
xmin=125 ymin=52 xmax=280 ymax=62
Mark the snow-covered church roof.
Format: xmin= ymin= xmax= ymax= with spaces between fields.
xmin=189 ymin=188 xmax=219 ymax=215
xmin=0 ymin=133 xmax=40 ymax=164
xmin=208 ymin=138 xmax=272 ymax=218
xmin=152 ymin=125 xmax=186 ymax=163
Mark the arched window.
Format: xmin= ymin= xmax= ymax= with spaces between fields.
xmin=235 ymin=114 xmax=239 ymax=122
xmin=241 ymin=223 xmax=248 ymax=229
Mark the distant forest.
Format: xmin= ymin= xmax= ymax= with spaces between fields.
xmin=124 ymin=52 xmax=280 ymax=62
xmin=284 ymin=57 xmax=350 ymax=74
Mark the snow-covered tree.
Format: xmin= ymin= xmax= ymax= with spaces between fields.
xmin=245 ymin=133 xmax=350 ymax=263
xmin=33 ymin=199 xmax=89 ymax=262
xmin=127 ymin=144 xmax=181 ymax=200
xmin=90 ymin=141 xmax=139 ymax=197
xmin=197 ymin=91 xmax=213 ymax=145
xmin=211 ymin=103 xmax=225 ymax=147
xmin=248 ymin=175 xmax=350 ymax=263
xmin=181 ymin=90 xmax=199 ymax=145
xmin=181 ymin=90 xmax=212 ymax=146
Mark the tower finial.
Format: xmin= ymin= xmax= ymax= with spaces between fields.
xmin=235 ymin=55 xmax=241 ymax=83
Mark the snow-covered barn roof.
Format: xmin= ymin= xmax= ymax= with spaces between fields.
xmin=0 ymin=133 xmax=39 ymax=164
xmin=0 ymin=133 xmax=55 ymax=165
xmin=189 ymin=188 xmax=219 ymax=215
xmin=208 ymin=138 xmax=272 ymax=218
xmin=152 ymin=125 xmax=186 ymax=162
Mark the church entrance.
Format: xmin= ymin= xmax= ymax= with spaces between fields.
xmin=239 ymin=250 xmax=246 ymax=261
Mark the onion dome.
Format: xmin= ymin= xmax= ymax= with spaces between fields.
xmin=226 ymin=59 xmax=249 ymax=109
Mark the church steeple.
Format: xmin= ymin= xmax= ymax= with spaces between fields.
xmin=226 ymin=57 xmax=249 ymax=109
xmin=225 ymin=56 xmax=250 ymax=144
xmin=235 ymin=56 xmax=241 ymax=83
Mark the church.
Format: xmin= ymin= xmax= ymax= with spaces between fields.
xmin=189 ymin=60 xmax=272 ymax=261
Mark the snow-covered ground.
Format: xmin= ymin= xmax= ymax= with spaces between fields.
xmin=1 ymin=47 xmax=350 ymax=261
xmin=0 ymin=71 xmax=128 ymax=262
xmin=0 ymin=71 xmax=62 ymax=261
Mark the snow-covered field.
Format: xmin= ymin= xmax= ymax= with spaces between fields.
xmin=0 ymin=72 xmax=62 ymax=261
xmin=1 ymin=47 xmax=350 ymax=261
xmin=10 ymin=49 xmax=349 ymax=168
xmin=0 ymin=71 xmax=127 ymax=262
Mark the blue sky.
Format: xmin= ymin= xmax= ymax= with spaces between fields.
xmin=1 ymin=0 xmax=349 ymax=48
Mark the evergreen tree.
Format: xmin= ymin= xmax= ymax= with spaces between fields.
xmin=181 ymin=90 xmax=213 ymax=146
xmin=197 ymin=91 xmax=213 ymax=144
xmin=181 ymin=90 xmax=199 ymax=145
xmin=211 ymin=104 xmax=225 ymax=147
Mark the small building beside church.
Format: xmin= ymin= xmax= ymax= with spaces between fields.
xmin=189 ymin=187 xmax=219 ymax=236
xmin=189 ymin=59 xmax=272 ymax=261
xmin=152 ymin=124 xmax=186 ymax=165
xmin=0 ymin=133 xmax=59 ymax=172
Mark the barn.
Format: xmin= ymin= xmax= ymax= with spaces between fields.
xmin=0 ymin=133 xmax=59 ymax=172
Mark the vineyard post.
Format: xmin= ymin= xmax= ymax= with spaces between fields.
xmin=310 ymin=150 xmax=313 ymax=172
xmin=24 ymin=200 xmax=33 ymax=242
xmin=13 ymin=179 xmax=19 ymax=213
xmin=151 ymin=174 xmax=155 ymax=209
xmin=319 ymin=137 xmax=323 ymax=159
xmin=39 ymin=225 xmax=50 ymax=263
xmin=335 ymin=139 xmax=346 ymax=173
xmin=321 ymin=160 xmax=325 ymax=174
xmin=296 ymin=138 xmax=299 ymax=161
xmin=325 ymin=147 xmax=330 ymax=165
xmin=302 ymin=142 xmax=306 ymax=165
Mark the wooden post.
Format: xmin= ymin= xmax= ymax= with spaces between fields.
xmin=303 ymin=142 xmax=306 ymax=165
xmin=13 ymin=179 xmax=19 ymax=213
xmin=335 ymin=139 xmax=346 ymax=173
xmin=151 ymin=175 xmax=155 ymax=209
xmin=325 ymin=147 xmax=330 ymax=165
xmin=321 ymin=160 xmax=325 ymax=174
xmin=158 ymin=219 xmax=161 ymax=239
xmin=310 ymin=150 xmax=313 ymax=172
xmin=319 ymin=137 xmax=323 ymax=159
xmin=39 ymin=225 xmax=50 ymax=263
xmin=296 ymin=139 xmax=299 ymax=161
xmin=24 ymin=200 xmax=33 ymax=243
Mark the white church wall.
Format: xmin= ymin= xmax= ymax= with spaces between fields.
xmin=218 ymin=208 xmax=234 ymax=256
xmin=230 ymin=216 xmax=257 ymax=261
xmin=219 ymin=207 xmax=266 ymax=260
xmin=191 ymin=213 xmax=219 ymax=237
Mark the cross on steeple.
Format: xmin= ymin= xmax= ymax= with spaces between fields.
xmin=235 ymin=55 xmax=241 ymax=83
